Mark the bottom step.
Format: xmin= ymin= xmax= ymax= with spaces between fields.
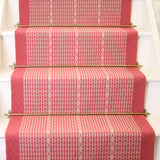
xmin=0 ymin=116 xmax=160 ymax=160
xmin=4 ymin=115 xmax=154 ymax=160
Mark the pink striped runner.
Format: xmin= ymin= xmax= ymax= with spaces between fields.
xmin=6 ymin=115 xmax=154 ymax=160
xmin=15 ymin=27 xmax=138 ymax=66
xmin=5 ymin=0 xmax=155 ymax=159
xmin=19 ymin=0 xmax=131 ymax=25
xmin=11 ymin=67 xmax=146 ymax=114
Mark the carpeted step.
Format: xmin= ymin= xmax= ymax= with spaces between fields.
xmin=11 ymin=67 xmax=145 ymax=114
xmin=15 ymin=27 xmax=138 ymax=65
xmin=5 ymin=115 xmax=154 ymax=160
xmin=19 ymin=0 xmax=132 ymax=26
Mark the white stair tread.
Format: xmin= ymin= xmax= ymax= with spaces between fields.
xmin=140 ymin=68 xmax=160 ymax=81
xmin=135 ymin=27 xmax=152 ymax=36
xmin=1 ymin=31 xmax=15 ymax=37
xmin=0 ymin=117 xmax=9 ymax=138
xmin=147 ymin=115 xmax=160 ymax=136
xmin=0 ymin=115 xmax=160 ymax=138
xmin=0 ymin=69 xmax=13 ymax=82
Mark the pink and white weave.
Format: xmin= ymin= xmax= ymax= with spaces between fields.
xmin=11 ymin=67 xmax=146 ymax=114
xmin=5 ymin=0 xmax=155 ymax=159
xmin=15 ymin=27 xmax=138 ymax=65
xmin=19 ymin=0 xmax=131 ymax=25
xmin=6 ymin=115 xmax=154 ymax=160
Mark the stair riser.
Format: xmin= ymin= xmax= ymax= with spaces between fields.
xmin=0 ymin=82 xmax=11 ymax=117
xmin=0 ymin=133 xmax=160 ymax=160
xmin=0 ymin=34 xmax=156 ymax=69
xmin=4 ymin=0 xmax=149 ymax=30
xmin=0 ymin=81 xmax=160 ymax=116
xmin=19 ymin=0 xmax=131 ymax=26
xmin=11 ymin=67 xmax=145 ymax=114
xmin=15 ymin=28 xmax=137 ymax=66
xmin=5 ymin=115 xmax=155 ymax=160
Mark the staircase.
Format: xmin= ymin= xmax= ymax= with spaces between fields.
xmin=0 ymin=0 xmax=160 ymax=159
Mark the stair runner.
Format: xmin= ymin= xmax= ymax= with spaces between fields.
xmin=11 ymin=67 xmax=145 ymax=114
xmin=15 ymin=27 xmax=137 ymax=65
xmin=6 ymin=0 xmax=155 ymax=160
xmin=19 ymin=0 xmax=131 ymax=25
xmin=6 ymin=115 xmax=154 ymax=160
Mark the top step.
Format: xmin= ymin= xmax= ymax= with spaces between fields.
xmin=19 ymin=0 xmax=131 ymax=25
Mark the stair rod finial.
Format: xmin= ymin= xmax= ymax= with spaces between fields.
xmin=9 ymin=62 xmax=16 ymax=69
xmin=14 ymin=22 xmax=19 ymax=28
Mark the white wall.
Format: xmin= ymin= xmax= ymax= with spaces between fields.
xmin=152 ymin=0 xmax=160 ymax=39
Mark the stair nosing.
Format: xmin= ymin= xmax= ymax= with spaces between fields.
xmin=0 ymin=68 xmax=160 ymax=82
xmin=1 ymin=28 xmax=152 ymax=38
xmin=0 ymin=115 xmax=160 ymax=138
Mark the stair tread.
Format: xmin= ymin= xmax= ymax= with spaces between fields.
xmin=1 ymin=67 xmax=160 ymax=82
xmin=147 ymin=115 xmax=160 ymax=136
xmin=5 ymin=115 xmax=154 ymax=159
xmin=140 ymin=68 xmax=160 ymax=81
xmin=1 ymin=115 xmax=160 ymax=138
xmin=1 ymin=27 xmax=152 ymax=37
xmin=0 ymin=117 xmax=9 ymax=138
xmin=0 ymin=69 xmax=13 ymax=82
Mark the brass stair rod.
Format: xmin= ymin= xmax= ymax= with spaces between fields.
xmin=14 ymin=22 xmax=136 ymax=28
xmin=5 ymin=110 xmax=150 ymax=117
xmin=9 ymin=64 xmax=143 ymax=69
